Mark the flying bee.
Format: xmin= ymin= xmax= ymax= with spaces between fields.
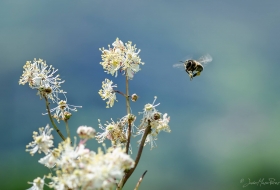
xmin=173 ymin=54 xmax=212 ymax=81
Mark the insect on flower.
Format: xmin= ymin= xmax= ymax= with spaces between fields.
xmin=173 ymin=54 xmax=212 ymax=81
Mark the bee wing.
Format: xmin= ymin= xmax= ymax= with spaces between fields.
xmin=172 ymin=63 xmax=185 ymax=68
xmin=198 ymin=54 xmax=212 ymax=65
xmin=173 ymin=55 xmax=193 ymax=69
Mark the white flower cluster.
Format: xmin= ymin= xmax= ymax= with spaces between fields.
xmin=26 ymin=124 xmax=54 ymax=156
xmin=19 ymin=59 xmax=65 ymax=102
xmin=19 ymin=59 xmax=81 ymax=122
xmin=98 ymin=78 xmax=118 ymax=108
xmin=47 ymin=100 xmax=81 ymax=123
xmin=99 ymin=38 xmax=144 ymax=79
xmin=138 ymin=96 xmax=171 ymax=149
xmin=27 ymin=126 xmax=135 ymax=190
xmin=27 ymin=176 xmax=45 ymax=190
xmin=96 ymin=96 xmax=170 ymax=149
xmin=96 ymin=114 xmax=136 ymax=145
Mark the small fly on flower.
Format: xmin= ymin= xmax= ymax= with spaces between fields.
xmin=173 ymin=54 xmax=212 ymax=81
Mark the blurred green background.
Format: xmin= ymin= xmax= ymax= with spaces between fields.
xmin=1 ymin=0 xmax=280 ymax=189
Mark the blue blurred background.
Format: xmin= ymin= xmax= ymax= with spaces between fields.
xmin=1 ymin=0 xmax=280 ymax=189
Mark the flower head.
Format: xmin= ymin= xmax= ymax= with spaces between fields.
xmin=137 ymin=96 xmax=171 ymax=149
xmin=139 ymin=96 xmax=160 ymax=123
xmin=96 ymin=118 xmax=127 ymax=145
xmin=19 ymin=58 xmax=65 ymax=102
xmin=47 ymin=140 xmax=134 ymax=190
xmin=98 ymin=79 xmax=118 ymax=108
xmin=26 ymin=124 xmax=54 ymax=156
xmin=38 ymin=148 xmax=60 ymax=168
xmin=99 ymin=38 xmax=144 ymax=79
xmin=27 ymin=176 xmax=45 ymax=190
xmin=77 ymin=126 xmax=96 ymax=139
xmin=47 ymin=100 xmax=82 ymax=123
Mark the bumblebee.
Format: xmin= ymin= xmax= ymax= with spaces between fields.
xmin=174 ymin=54 xmax=212 ymax=81
xmin=182 ymin=59 xmax=203 ymax=80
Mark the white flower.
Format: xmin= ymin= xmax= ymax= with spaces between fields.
xmin=96 ymin=119 xmax=127 ymax=145
xmin=81 ymin=147 xmax=134 ymax=189
xmin=155 ymin=113 xmax=171 ymax=133
xmin=109 ymin=147 xmax=135 ymax=169
xmin=98 ymin=79 xmax=118 ymax=108
xmin=139 ymin=96 xmax=160 ymax=123
xmin=99 ymin=47 xmax=123 ymax=77
xmin=48 ymin=142 xmax=134 ymax=190
xmin=77 ymin=126 xmax=96 ymax=139
xmin=27 ymin=176 xmax=45 ymax=190
xmin=137 ymin=97 xmax=171 ymax=149
xmin=38 ymin=148 xmax=60 ymax=168
xmin=99 ymin=38 xmax=144 ymax=79
xmin=19 ymin=58 xmax=65 ymax=102
xmin=122 ymin=41 xmax=143 ymax=79
xmin=56 ymin=138 xmax=80 ymax=169
xmin=112 ymin=37 xmax=125 ymax=49
xmin=26 ymin=124 xmax=54 ymax=156
xmin=46 ymin=100 xmax=82 ymax=122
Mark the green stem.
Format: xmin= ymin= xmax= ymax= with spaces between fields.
xmin=44 ymin=96 xmax=66 ymax=141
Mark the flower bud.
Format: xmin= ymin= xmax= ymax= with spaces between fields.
xmin=77 ymin=126 xmax=96 ymax=139
xmin=153 ymin=112 xmax=161 ymax=120
xmin=64 ymin=111 xmax=72 ymax=120
xmin=131 ymin=93 xmax=138 ymax=102
xmin=128 ymin=114 xmax=136 ymax=123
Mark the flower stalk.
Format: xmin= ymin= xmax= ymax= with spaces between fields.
xmin=64 ymin=120 xmax=71 ymax=141
xmin=44 ymin=96 xmax=65 ymax=141
xmin=125 ymin=73 xmax=132 ymax=154
xmin=118 ymin=121 xmax=152 ymax=189
xmin=134 ymin=170 xmax=148 ymax=190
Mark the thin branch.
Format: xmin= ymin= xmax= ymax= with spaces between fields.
xmin=125 ymin=121 xmax=132 ymax=154
xmin=125 ymin=73 xmax=131 ymax=154
xmin=125 ymin=74 xmax=131 ymax=115
xmin=114 ymin=90 xmax=128 ymax=98
xmin=44 ymin=96 xmax=66 ymax=141
xmin=64 ymin=120 xmax=71 ymax=142
xmin=118 ymin=121 xmax=152 ymax=188
xmin=134 ymin=170 xmax=148 ymax=190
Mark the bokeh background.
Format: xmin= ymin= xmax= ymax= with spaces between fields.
xmin=1 ymin=0 xmax=280 ymax=189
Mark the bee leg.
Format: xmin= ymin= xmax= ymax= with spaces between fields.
xmin=185 ymin=70 xmax=193 ymax=80
xmin=193 ymin=72 xmax=201 ymax=78
xmin=190 ymin=73 xmax=194 ymax=80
